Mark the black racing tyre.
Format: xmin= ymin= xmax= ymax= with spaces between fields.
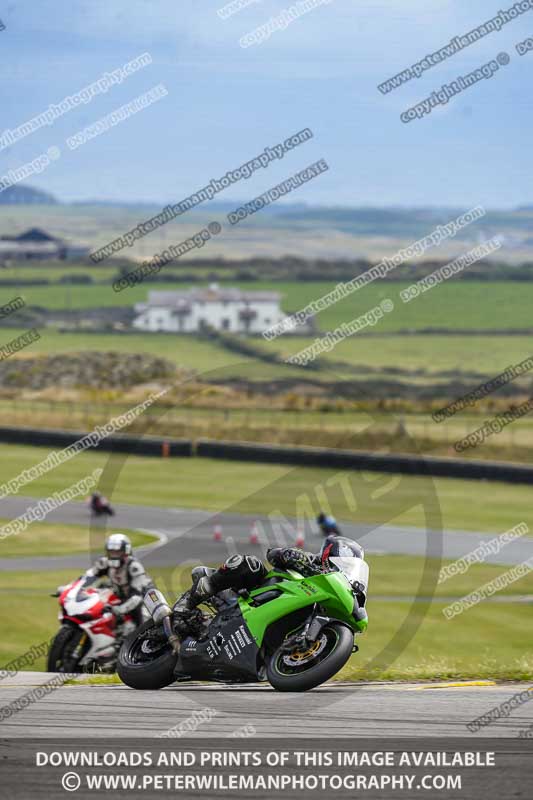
xmin=117 ymin=619 xmax=177 ymax=690
xmin=266 ymin=622 xmax=354 ymax=692
xmin=47 ymin=624 xmax=82 ymax=672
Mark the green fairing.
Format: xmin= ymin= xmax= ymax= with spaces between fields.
xmin=238 ymin=569 xmax=368 ymax=646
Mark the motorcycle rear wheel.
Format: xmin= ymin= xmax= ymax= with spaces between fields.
xmin=117 ymin=620 xmax=177 ymax=690
xmin=266 ymin=622 xmax=353 ymax=692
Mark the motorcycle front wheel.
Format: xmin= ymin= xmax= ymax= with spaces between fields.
xmin=117 ymin=620 xmax=177 ymax=690
xmin=266 ymin=622 xmax=354 ymax=692
xmin=47 ymin=624 xmax=85 ymax=672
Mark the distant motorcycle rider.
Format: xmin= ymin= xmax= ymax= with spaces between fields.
xmin=90 ymin=491 xmax=113 ymax=515
xmin=80 ymin=533 xmax=154 ymax=635
xmin=317 ymin=512 xmax=341 ymax=537
xmin=172 ymin=535 xmax=366 ymax=637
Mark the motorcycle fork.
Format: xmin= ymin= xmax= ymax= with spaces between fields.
xmin=71 ymin=631 xmax=88 ymax=661
xmin=280 ymin=604 xmax=318 ymax=652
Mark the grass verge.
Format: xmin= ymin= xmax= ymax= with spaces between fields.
xmin=0 ymin=444 xmax=532 ymax=535
xmin=0 ymin=519 xmax=156 ymax=558
xmin=2 ymin=555 xmax=531 ymax=682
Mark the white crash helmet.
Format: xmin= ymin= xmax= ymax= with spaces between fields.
xmin=105 ymin=533 xmax=132 ymax=567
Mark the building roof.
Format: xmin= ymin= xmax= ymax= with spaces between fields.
xmin=16 ymin=227 xmax=61 ymax=242
xmin=142 ymin=287 xmax=281 ymax=307
xmin=0 ymin=227 xmax=62 ymax=243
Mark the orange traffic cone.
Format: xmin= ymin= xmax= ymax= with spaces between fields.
xmin=249 ymin=521 xmax=260 ymax=545
xmin=213 ymin=524 xmax=223 ymax=542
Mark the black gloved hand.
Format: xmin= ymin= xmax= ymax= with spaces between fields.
xmin=173 ymin=607 xmax=206 ymax=639
xmin=189 ymin=609 xmax=208 ymax=638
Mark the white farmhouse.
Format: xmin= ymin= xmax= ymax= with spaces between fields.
xmin=133 ymin=285 xmax=291 ymax=334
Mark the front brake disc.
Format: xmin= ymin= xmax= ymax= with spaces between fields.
xmin=281 ymin=634 xmax=328 ymax=667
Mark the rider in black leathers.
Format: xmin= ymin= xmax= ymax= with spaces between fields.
xmin=172 ymin=536 xmax=364 ymax=637
xmin=90 ymin=491 xmax=114 ymax=515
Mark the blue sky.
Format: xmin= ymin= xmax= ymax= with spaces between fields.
xmin=1 ymin=0 xmax=532 ymax=207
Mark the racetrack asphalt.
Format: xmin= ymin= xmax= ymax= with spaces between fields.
xmin=1 ymin=496 xmax=532 ymax=574
xmin=1 ymin=672 xmax=531 ymax=738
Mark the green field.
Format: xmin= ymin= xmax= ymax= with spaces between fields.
xmin=0 ymin=444 xmax=532 ymax=535
xmin=3 ymin=325 xmax=533 ymax=388
xmin=1 ymin=327 xmax=253 ymax=372
xmin=254 ymin=280 xmax=533 ymax=334
xmin=0 ymin=327 xmax=314 ymax=381
xmin=0 ymin=265 xmax=117 ymax=282
xmin=4 ymin=276 xmax=533 ymax=400
xmin=4 ymin=280 xmax=533 ymax=333
xmin=0 ymin=265 xmax=235 ymax=283
xmin=2 ymin=555 xmax=531 ymax=681
xmin=263 ymin=333 xmax=533 ymax=377
xmin=0 ymin=519 xmax=156 ymax=558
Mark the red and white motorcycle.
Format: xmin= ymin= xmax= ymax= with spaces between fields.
xmin=48 ymin=578 xmax=135 ymax=673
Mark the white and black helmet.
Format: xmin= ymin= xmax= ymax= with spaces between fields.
xmin=105 ymin=533 xmax=132 ymax=567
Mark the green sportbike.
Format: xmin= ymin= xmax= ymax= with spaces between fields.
xmin=118 ymin=552 xmax=369 ymax=692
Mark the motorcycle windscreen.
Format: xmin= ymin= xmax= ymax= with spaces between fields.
xmin=329 ymin=557 xmax=369 ymax=592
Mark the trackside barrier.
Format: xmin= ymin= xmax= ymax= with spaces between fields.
xmin=0 ymin=427 xmax=532 ymax=485
xmin=195 ymin=439 xmax=533 ymax=486
xmin=0 ymin=426 xmax=192 ymax=457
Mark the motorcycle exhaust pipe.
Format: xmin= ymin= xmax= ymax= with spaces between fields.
xmin=143 ymin=589 xmax=181 ymax=653
xmin=144 ymin=588 xmax=172 ymax=624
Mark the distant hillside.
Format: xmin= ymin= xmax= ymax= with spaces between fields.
xmin=0 ymin=185 xmax=58 ymax=205
xmin=3 ymin=195 xmax=533 ymax=262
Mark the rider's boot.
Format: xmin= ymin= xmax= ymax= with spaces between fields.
xmin=172 ymin=588 xmax=209 ymax=639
